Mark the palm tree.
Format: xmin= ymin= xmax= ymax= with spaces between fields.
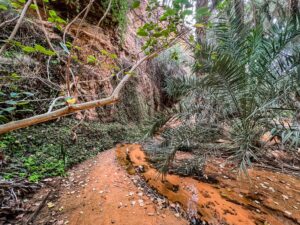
xmin=145 ymin=2 xmax=300 ymax=174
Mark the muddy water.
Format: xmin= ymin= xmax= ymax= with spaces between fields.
xmin=116 ymin=144 xmax=300 ymax=225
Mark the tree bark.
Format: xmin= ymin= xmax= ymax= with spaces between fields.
xmin=195 ymin=0 xmax=208 ymax=44
xmin=234 ymin=0 xmax=244 ymax=27
xmin=290 ymin=0 xmax=299 ymax=18
xmin=211 ymin=0 xmax=220 ymax=10
xmin=251 ymin=0 xmax=259 ymax=26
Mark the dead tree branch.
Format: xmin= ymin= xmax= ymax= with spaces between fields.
xmin=0 ymin=0 xmax=33 ymax=55
xmin=0 ymin=53 xmax=153 ymax=135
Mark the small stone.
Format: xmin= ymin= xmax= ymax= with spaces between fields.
xmin=79 ymin=211 xmax=83 ymax=214
xmin=138 ymin=199 xmax=144 ymax=207
xmin=47 ymin=202 xmax=55 ymax=208
xmin=111 ymin=219 xmax=116 ymax=224
xmin=284 ymin=211 xmax=292 ymax=216
xmin=282 ymin=195 xmax=289 ymax=200
xmin=148 ymin=213 xmax=155 ymax=216
xmin=131 ymin=201 xmax=136 ymax=206
xmin=170 ymin=203 xmax=176 ymax=208
xmin=174 ymin=213 xmax=180 ymax=218
xmin=268 ymin=187 xmax=275 ymax=193
xmin=260 ymin=183 xmax=267 ymax=189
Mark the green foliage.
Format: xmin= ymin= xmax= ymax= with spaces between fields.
xmin=47 ymin=9 xmax=67 ymax=30
xmin=137 ymin=0 xmax=193 ymax=54
xmin=23 ymin=154 xmax=65 ymax=182
xmin=99 ymin=0 xmax=129 ymax=37
xmin=206 ymin=11 xmax=299 ymax=168
xmin=145 ymin=5 xmax=300 ymax=174
xmin=0 ymin=118 xmax=146 ymax=181
xmin=87 ymin=55 xmax=97 ymax=65
xmin=0 ymin=0 xmax=9 ymax=10
xmin=131 ymin=0 xmax=140 ymax=9
xmin=12 ymin=41 xmax=56 ymax=56
xmin=0 ymin=88 xmax=34 ymax=123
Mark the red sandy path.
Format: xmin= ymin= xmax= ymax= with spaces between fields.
xmin=50 ymin=149 xmax=188 ymax=225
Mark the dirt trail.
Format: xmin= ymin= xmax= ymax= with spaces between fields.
xmin=35 ymin=149 xmax=187 ymax=225
xmin=33 ymin=144 xmax=300 ymax=225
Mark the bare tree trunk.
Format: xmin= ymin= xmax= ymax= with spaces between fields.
xmin=195 ymin=0 xmax=208 ymax=44
xmin=194 ymin=0 xmax=209 ymax=76
xmin=290 ymin=0 xmax=299 ymax=18
xmin=211 ymin=0 xmax=220 ymax=10
xmin=251 ymin=0 xmax=259 ymax=26
xmin=234 ymin=0 xmax=244 ymax=27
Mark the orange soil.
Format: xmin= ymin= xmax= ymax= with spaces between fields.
xmin=117 ymin=144 xmax=300 ymax=225
xmin=38 ymin=149 xmax=187 ymax=225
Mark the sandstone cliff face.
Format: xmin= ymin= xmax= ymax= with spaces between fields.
xmin=62 ymin=0 xmax=160 ymax=122
xmin=0 ymin=0 xmax=166 ymax=123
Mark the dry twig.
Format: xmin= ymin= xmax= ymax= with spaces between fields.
xmin=0 ymin=0 xmax=33 ymax=55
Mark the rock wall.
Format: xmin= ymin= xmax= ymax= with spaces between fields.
xmin=61 ymin=0 xmax=160 ymax=122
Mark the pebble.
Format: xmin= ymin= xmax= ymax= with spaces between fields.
xmin=284 ymin=211 xmax=292 ymax=216
xmin=170 ymin=203 xmax=176 ymax=208
xmin=131 ymin=201 xmax=136 ymax=206
xmin=174 ymin=213 xmax=180 ymax=218
xmin=138 ymin=199 xmax=144 ymax=207
xmin=268 ymin=187 xmax=275 ymax=193
xmin=260 ymin=183 xmax=267 ymax=189
xmin=282 ymin=195 xmax=289 ymax=200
